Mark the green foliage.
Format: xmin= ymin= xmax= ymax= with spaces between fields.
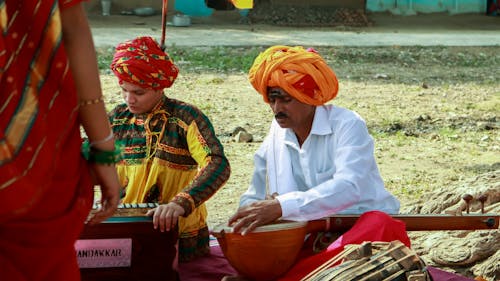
xmin=168 ymin=46 xmax=264 ymax=73
xmin=96 ymin=46 xmax=499 ymax=85
xmin=96 ymin=47 xmax=116 ymax=71
xmin=322 ymin=46 xmax=498 ymax=68
xmin=96 ymin=46 xmax=264 ymax=74
xmin=438 ymin=127 xmax=460 ymax=140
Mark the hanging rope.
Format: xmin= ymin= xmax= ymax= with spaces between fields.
xmin=160 ymin=0 xmax=168 ymax=50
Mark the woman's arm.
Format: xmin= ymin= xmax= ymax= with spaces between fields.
xmin=61 ymin=3 xmax=120 ymax=224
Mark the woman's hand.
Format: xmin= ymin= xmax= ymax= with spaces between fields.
xmin=86 ymin=164 xmax=120 ymax=225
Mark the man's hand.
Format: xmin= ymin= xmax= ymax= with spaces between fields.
xmin=146 ymin=202 xmax=185 ymax=232
xmin=228 ymin=199 xmax=282 ymax=235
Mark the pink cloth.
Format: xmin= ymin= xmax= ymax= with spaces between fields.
xmin=427 ymin=266 xmax=477 ymax=281
xmin=177 ymin=239 xmax=237 ymax=281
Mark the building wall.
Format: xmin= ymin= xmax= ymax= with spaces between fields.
xmin=82 ymin=0 xmax=487 ymax=16
xmin=269 ymin=0 xmax=366 ymax=9
xmin=366 ymin=0 xmax=487 ymax=14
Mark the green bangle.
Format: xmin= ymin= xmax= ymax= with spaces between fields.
xmin=82 ymin=141 xmax=123 ymax=164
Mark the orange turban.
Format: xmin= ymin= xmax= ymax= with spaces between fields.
xmin=110 ymin=36 xmax=179 ymax=90
xmin=248 ymin=45 xmax=339 ymax=106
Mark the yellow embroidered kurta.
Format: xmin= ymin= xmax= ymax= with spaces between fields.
xmin=109 ymin=96 xmax=230 ymax=262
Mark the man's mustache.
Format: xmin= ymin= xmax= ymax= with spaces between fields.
xmin=274 ymin=112 xmax=288 ymax=119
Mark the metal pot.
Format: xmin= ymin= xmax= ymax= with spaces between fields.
xmin=172 ymin=14 xmax=191 ymax=27
xmin=133 ymin=7 xmax=155 ymax=17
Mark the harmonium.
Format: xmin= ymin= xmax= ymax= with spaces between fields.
xmin=77 ymin=203 xmax=178 ymax=281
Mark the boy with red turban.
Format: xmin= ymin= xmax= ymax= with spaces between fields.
xmin=109 ymin=36 xmax=231 ymax=263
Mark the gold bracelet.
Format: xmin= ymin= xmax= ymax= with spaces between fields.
xmin=79 ymin=96 xmax=104 ymax=107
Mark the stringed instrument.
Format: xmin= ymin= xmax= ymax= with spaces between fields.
xmin=211 ymin=212 xmax=499 ymax=281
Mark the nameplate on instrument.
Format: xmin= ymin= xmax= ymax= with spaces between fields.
xmin=75 ymin=238 xmax=132 ymax=268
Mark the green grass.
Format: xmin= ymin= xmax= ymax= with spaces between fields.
xmin=96 ymin=46 xmax=500 ymax=85
xmin=97 ymin=46 xmax=264 ymax=74
xmin=96 ymin=47 xmax=116 ymax=71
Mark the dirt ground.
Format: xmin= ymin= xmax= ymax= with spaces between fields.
xmin=93 ymin=11 xmax=499 ymax=280
xmin=88 ymin=11 xmax=500 ymax=48
xmin=87 ymin=7 xmax=500 ymax=32
xmin=92 ymin=11 xmax=499 ymax=224
xmin=99 ymin=56 xmax=499 ymax=277
xmin=99 ymin=57 xmax=498 ymax=229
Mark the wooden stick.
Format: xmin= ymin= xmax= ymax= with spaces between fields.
xmin=160 ymin=0 xmax=168 ymax=50
xmin=300 ymin=245 xmax=357 ymax=281
xmin=306 ymin=214 xmax=499 ymax=234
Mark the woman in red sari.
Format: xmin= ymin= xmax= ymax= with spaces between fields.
xmin=0 ymin=1 xmax=120 ymax=280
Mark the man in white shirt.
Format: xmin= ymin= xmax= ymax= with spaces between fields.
xmin=223 ymin=46 xmax=409 ymax=280
xmin=228 ymin=46 xmax=400 ymax=235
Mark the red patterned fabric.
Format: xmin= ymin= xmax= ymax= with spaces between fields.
xmin=110 ymin=36 xmax=179 ymax=90
xmin=0 ymin=1 xmax=93 ymax=280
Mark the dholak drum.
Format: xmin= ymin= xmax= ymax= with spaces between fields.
xmin=211 ymin=220 xmax=308 ymax=281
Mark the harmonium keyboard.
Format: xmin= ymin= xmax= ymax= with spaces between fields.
xmin=77 ymin=203 xmax=178 ymax=281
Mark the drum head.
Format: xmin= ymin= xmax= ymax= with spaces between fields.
xmin=211 ymin=220 xmax=307 ymax=235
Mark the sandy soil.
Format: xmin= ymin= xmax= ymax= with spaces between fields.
xmin=91 ymin=11 xmax=499 ymax=227
xmin=93 ymin=11 xmax=499 ymax=280
xmin=99 ymin=66 xmax=499 ymax=229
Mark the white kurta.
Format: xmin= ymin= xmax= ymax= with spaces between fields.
xmin=240 ymin=105 xmax=400 ymax=221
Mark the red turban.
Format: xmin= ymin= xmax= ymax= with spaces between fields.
xmin=110 ymin=36 xmax=179 ymax=90
xmin=248 ymin=45 xmax=339 ymax=106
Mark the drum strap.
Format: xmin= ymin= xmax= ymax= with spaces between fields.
xmin=312 ymin=232 xmax=340 ymax=253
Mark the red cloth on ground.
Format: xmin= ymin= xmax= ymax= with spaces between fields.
xmin=178 ymin=213 xmax=479 ymax=281
xmin=181 ymin=211 xmax=409 ymax=280
xmin=0 ymin=1 xmax=94 ymax=280
xmin=278 ymin=210 xmax=411 ymax=280
xmin=182 ymin=244 xmax=479 ymax=281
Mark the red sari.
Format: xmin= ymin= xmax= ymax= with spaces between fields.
xmin=0 ymin=1 xmax=93 ymax=280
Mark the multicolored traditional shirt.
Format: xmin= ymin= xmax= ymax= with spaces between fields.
xmin=109 ymin=95 xmax=230 ymax=262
